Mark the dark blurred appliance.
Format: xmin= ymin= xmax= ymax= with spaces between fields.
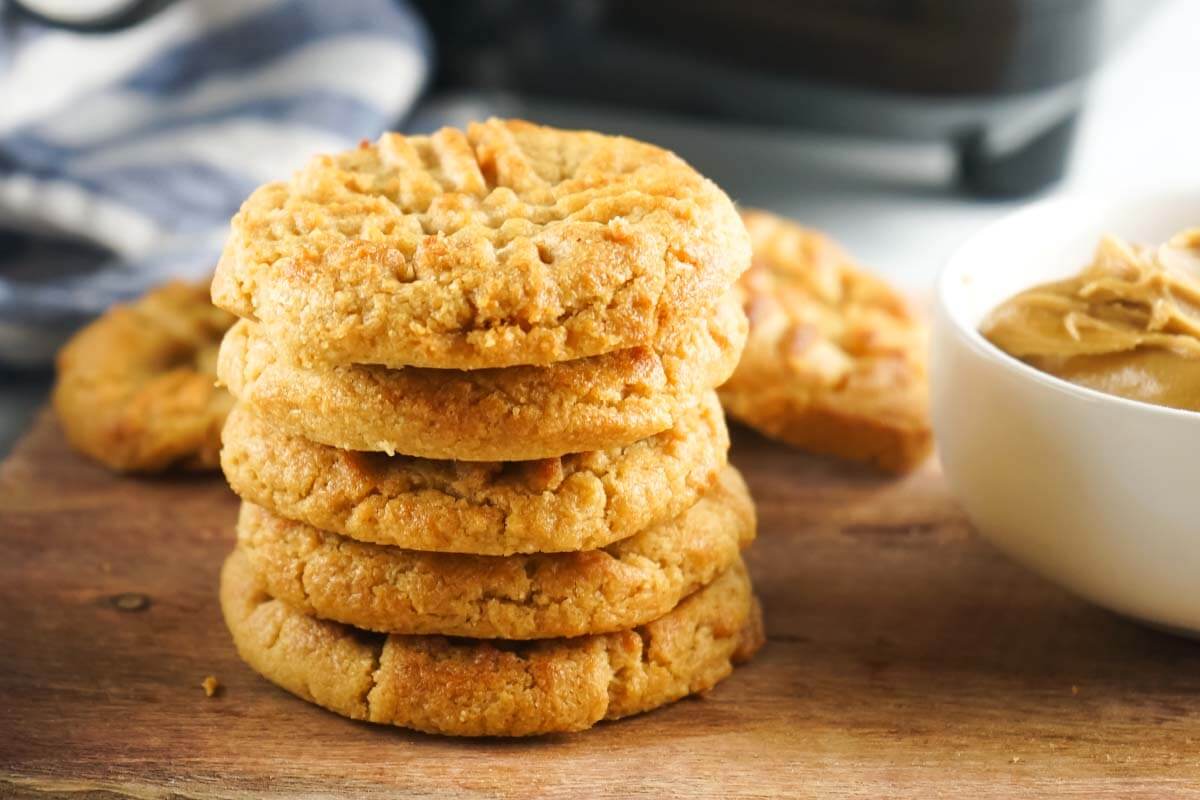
xmin=415 ymin=0 xmax=1138 ymax=197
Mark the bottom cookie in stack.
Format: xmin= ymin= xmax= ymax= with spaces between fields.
xmin=218 ymin=464 xmax=763 ymax=736
xmin=221 ymin=552 xmax=762 ymax=737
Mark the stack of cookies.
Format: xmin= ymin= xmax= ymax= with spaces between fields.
xmin=210 ymin=119 xmax=764 ymax=737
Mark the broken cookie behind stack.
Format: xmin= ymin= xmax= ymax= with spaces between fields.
xmin=720 ymin=209 xmax=932 ymax=473
xmin=211 ymin=119 xmax=763 ymax=736
xmin=53 ymin=280 xmax=233 ymax=473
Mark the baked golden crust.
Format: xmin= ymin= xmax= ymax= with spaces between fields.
xmin=220 ymin=549 xmax=763 ymax=737
xmin=217 ymin=293 xmax=747 ymax=461
xmin=719 ymin=210 xmax=931 ymax=473
xmin=221 ymin=392 xmax=728 ymax=555
xmin=53 ymin=281 xmax=234 ymax=472
xmin=211 ymin=118 xmax=750 ymax=370
xmin=236 ymin=465 xmax=754 ymax=639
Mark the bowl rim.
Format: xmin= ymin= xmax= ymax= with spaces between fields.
xmin=935 ymin=188 xmax=1200 ymax=423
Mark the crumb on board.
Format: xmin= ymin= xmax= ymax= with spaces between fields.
xmin=1071 ymin=685 xmax=1080 ymax=696
xmin=202 ymin=675 xmax=221 ymax=697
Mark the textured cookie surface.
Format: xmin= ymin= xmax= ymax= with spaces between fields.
xmin=53 ymin=281 xmax=235 ymax=472
xmin=211 ymin=118 xmax=750 ymax=370
xmin=221 ymin=392 xmax=728 ymax=555
xmin=719 ymin=210 xmax=931 ymax=473
xmin=236 ymin=465 xmax=754 ymax=638
xmin=218 ymin=293 xmax=747 ymax=461
xmin=220 ymin=549 xmax=762 ymax=737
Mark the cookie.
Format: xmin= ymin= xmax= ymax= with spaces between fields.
xmin=53 ymin=281 xmax=235 ymax=472
xmin=220 ymin=549 xmax=763 ymax=737
xmin=217 ymin=293 xmax=747 ymax=461
xmin=236 ymin=465 xmax=754 ymax=639
xmin=221 ymin=392 xmax=728 ymax=555
xmin=719 ymin=210 xmax=931 ymax=473
xmin=211 ymin=118 xmax=750 ymax=370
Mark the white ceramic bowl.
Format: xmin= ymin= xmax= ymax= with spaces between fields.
xmin=932 ymin=190 xmax=1200 ymax=634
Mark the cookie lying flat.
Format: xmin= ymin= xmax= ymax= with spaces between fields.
xmin=53 ymin=281 xmax=235 ymax=472
xmin=218 ymin=293 xmax=747 ymax=461
xmin=221 ymin=392 xmax=728 ymax=555
xmin=237 ymin=465 xmax=754 ymax=639
xmin=212 ymin=118 xmax=750 ymax=370
xmin=719 ymin=210 xmax=931 ymax=473
xmin=220 ymin=549 xmax=762 ymax=737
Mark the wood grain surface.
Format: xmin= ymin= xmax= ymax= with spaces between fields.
xmin=3 ymin=409 xmax=1200 ymax=799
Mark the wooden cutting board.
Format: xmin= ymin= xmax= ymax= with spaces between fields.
xmin=3 ymin=410 xmax=1200 ymax=799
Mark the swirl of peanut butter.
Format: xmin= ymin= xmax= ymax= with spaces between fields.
xmin=981 ymin=228 xmax=1200 ymax=412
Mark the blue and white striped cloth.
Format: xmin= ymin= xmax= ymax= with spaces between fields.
xmin=0 ymin=0 xmax=430 ymax=364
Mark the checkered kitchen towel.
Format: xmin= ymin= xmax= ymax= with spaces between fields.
xmin=0 ymin=0 xmax=430 ymax=364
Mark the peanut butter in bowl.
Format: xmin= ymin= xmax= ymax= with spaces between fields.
xmin=981 ymin=228 xmax=1200 ymax=412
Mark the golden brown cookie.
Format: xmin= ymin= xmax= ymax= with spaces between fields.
xmin=236 ymin=465 xmax=754 ymax=639
xmin=221 ymin=392 xmax=728 ymax=555
xmin=719 ymin=210 xmax=931 ymax=473
xmin=53 ymin=280 xmax=235 ymax=472
xmin=218 ymin=293 xmax=747 ymax=461
xmin=220 ymin=549 xmax=763 ymax=737
xmin=211 ymin=118 xmax=750 ymax=370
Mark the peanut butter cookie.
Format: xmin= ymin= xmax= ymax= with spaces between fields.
xmin=218 ymin=293 xmax=746 ymax=461
xmin=211 ymin=119 xmax=750 ymax=370
xmin=236 ymin=465 xmax=754 ymax=639
xmin=221 ymin=392 xmax=727 ymax=555
xmin=53 ymin=281 xmax=234 ymax=472
xmin=719 ymin=210 xmax=931 ymax=473
xmin=220 ymin=549 xmax=763 ymax=737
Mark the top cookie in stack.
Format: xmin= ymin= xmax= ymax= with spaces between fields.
xmin=211 ymin=119 xmax=761 ymax=737
xmin=212 ymin=118 xmax=748 ymax=372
